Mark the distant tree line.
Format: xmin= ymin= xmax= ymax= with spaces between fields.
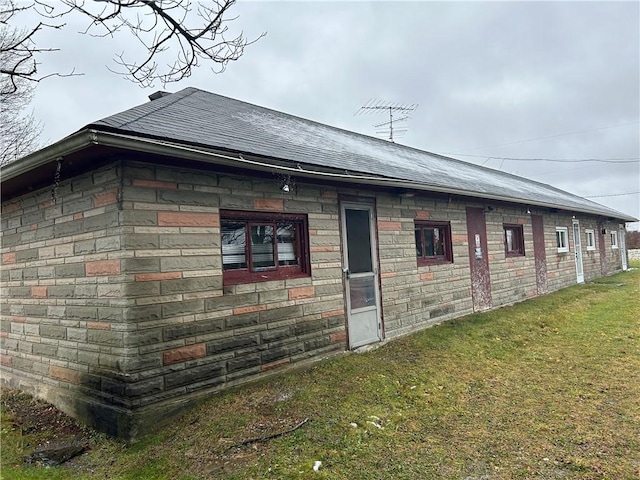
xmin=626 ymin=231 xmax=640 ymax=249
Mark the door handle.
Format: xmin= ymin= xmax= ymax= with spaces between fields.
xmin=342 ymin=267 xmax=350 ymax=279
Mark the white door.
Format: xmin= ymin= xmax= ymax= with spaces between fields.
xmin=340 ymin=202 xmax=382 ymax=349
xmin=619 ymin=225 xmax=628 ymax=271
xmin=572 ymin=219 xmax=585 ymax=283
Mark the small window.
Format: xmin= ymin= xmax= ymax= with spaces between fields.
xmin=556 ymin=227 xmax=569 ymax=253
xmin=415 ymin=221 xmax=453 ymax=265
xmin=585 ymin=229 xmax=596 ymax=251
xmin=503 ymin=224 xmax=525 ymax=257
xmin=611 ymin=231 xmax=618 ymax=249
xmin=221 ymin=210 xmax=310 ymax=285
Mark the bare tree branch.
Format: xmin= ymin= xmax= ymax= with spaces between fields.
xmin=2 ymin=0 xmax=265 ymax=90
xmin=1 ymin=0 xmax=77 ymax=95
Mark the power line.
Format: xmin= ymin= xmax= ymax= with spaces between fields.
xmin=446 ymin=153 xmax=639 ymax=164
xmin=439 ymin=120 xmax=640 ymax=154
xmin=584 ymin=191 xmax=640 ymax=198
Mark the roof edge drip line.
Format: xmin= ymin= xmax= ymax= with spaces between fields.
xmin=1 ymin=131 xmax=96 ymax=181
xmin=2 ymin=128 xmax=636 ymax=222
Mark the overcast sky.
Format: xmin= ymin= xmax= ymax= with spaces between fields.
xmin=13 ymin=0 xmax=640 ymax=228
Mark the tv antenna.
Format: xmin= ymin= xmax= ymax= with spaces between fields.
xmin=356 ymin=99 xmax=418 ymax=142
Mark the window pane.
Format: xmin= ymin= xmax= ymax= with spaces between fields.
xmin=277 ymin=223 xmax=299 ymax=266
xmin=345 ymin=209 xmax=372 ymax=273
xmin=425 ymin=228 xmax=435 ymax=256
xmin=222 ymin=222 xmax=247 ymax=269
xmin=506 ymin=229 xmax=514 ymax=251
xmin=251 ymin=225 xmax=275 ymax=269
xmin=434 ymin=228 xmax=445 ymax=256
xmin=349 ymin=276 xmax=376 ymax=309
xmin=415 ymin=228 xmax=423 ymax=257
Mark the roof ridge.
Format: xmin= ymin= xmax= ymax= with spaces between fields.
xmin=103 ymin=87 xmax=199 ymax=129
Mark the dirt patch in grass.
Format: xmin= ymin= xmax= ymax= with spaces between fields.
xmin=1 ymin=390 xmax=88 ymax=440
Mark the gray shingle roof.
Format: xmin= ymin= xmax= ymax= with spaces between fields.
xmin=89 ymin=87 xmax=627 ymax=219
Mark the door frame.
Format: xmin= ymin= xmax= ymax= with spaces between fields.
xmin=466 ymin=207 xmax=492 ymax=311
xmin=572 ymin=218 xmax=585 ymax=283
xmin=619 ymin=225 xmax=628 ymax=271
xmin=531 ymin=214 xmax=548 ymax=295
xmin=339 ymin=200 xmax=383 ymax=349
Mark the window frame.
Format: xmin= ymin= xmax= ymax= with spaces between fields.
xmin=556 ymin=227 xmax=569 ymax=253
xmin=415 ymin=220 xmax=453 ymax=266
xmin=220 ymin=210 xmax=311 ymax=285
xmin=503 ymin=224 xmax=525 ymax=257
xmin=585 ymin=229 xmax=596 ymax=251
xmin=611 ymin=231 xmax=619 ymax=249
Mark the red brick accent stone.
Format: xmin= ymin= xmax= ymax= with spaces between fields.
xmin=452 ymin=234 xmax=468 ymax=244
xmin=163 ymin=343 xmax=206 ymax=365
xmin=415 ymin=210 xmax=431 ymax=220
xmin=0 ymin=332 xmax=8 ymax=338
xmin=73 ymin=213 xmax=84 ymax=220
xmin=86 ymin=260 xmax=121 ymax=276
xmin=93 ymin=189 xmax=119 ymax=207
xmin=31 ymin=286 xmax=48 ymax=298
xmin=87 ymin=322 xmax=111 ymax=330
xmin=2 ymin=252 xmax=16 ymax=264
xmin=11 ymin=316 xmax=26 ymax=323
xmin=288 ymin=286 xmax=315 ymax=300
xmin=322 ymin=309 xmax=344 ymax=318
xmin=158 ymin=211 xmax=219 ymax=227
xmin=1 ymin=354 xmax=12 ymax=366
xmin=2 ymin=201 xmax=21 ymax=214
xmin=321 ymin=190 xmax=338 ymax=198
xmin=310 ymin=246 xmax=335 ymax=252
xmin=420 ymin=272 xmax=434 ymax=281
xmin=381 ymin=272 xmax=397 ymax=279
xmin=132 ymin=179 xmax=177 ymax=189
xmin=50 ymin=366 xmax=79 ymax=384
xmin=135 ymin=272 xmax=182 ymax=282
xmin=261 ymin=358 xmax=291 ymax=372
xmin=38 ymin=199 xmax=54 ymax=209
xmin=254 ymin=198 xmax=284 ymax=211
xmin=330 ymin=330 xmax=347 ymax=343
xmin=31 ymin=224 xmax=38 ymax=230
xmin=378 ymin=221 xmax=402 ymax=231
xmin=308 ymin=229 xmax=318 ymax=235
xmin=233 ymin=304 xmax=267 ymax=315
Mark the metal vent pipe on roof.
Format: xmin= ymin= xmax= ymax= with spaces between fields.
xmin=148 ymin=91 xmax=171 ymax=101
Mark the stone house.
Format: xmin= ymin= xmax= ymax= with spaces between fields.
xmin=1 ymin=88 xmax=634 ymax=438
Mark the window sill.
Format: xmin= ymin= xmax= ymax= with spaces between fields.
xmin=223 ymin=269 xmax=309 ymax=286
xmin=417 ymin=259 xmax=453 ymax=267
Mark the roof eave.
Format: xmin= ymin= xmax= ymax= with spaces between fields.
xmin=1 ymin=130 xmax=99 ymax=182
xmin=2 ymin=128 xmax=637 ymax=223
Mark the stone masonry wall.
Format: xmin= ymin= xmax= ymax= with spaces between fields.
xmin=1 ymin=156 xmax=627 ymax=438
xmin=597 ymin=220 xmax=624 ymax=276
xmin=376 ymin=195 xmax=473 ymax=339
xmin=114 ymin=161 xmax=347 ymax=427
xmin=485 ymin=207 xmax=538 ymax=306
xmin=0 ymin=162 xmax=128 ymax=433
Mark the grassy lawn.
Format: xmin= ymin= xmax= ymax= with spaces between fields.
xmin=2 ymin=263 xmax=639 ymax=479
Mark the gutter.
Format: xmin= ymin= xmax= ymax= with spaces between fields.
xmin=2 ymin=129 xmax=637 ymax=223
xmin=1 ymin=130 xmax=98 ymax=181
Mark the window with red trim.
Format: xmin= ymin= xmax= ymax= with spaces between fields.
xmin=415 ymin=221 xmax=453 ymax=265
xmin=221 ymin=210 xmax=310 ymax=285
xmin=504 ymin=224 xmax=525 ymax=257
